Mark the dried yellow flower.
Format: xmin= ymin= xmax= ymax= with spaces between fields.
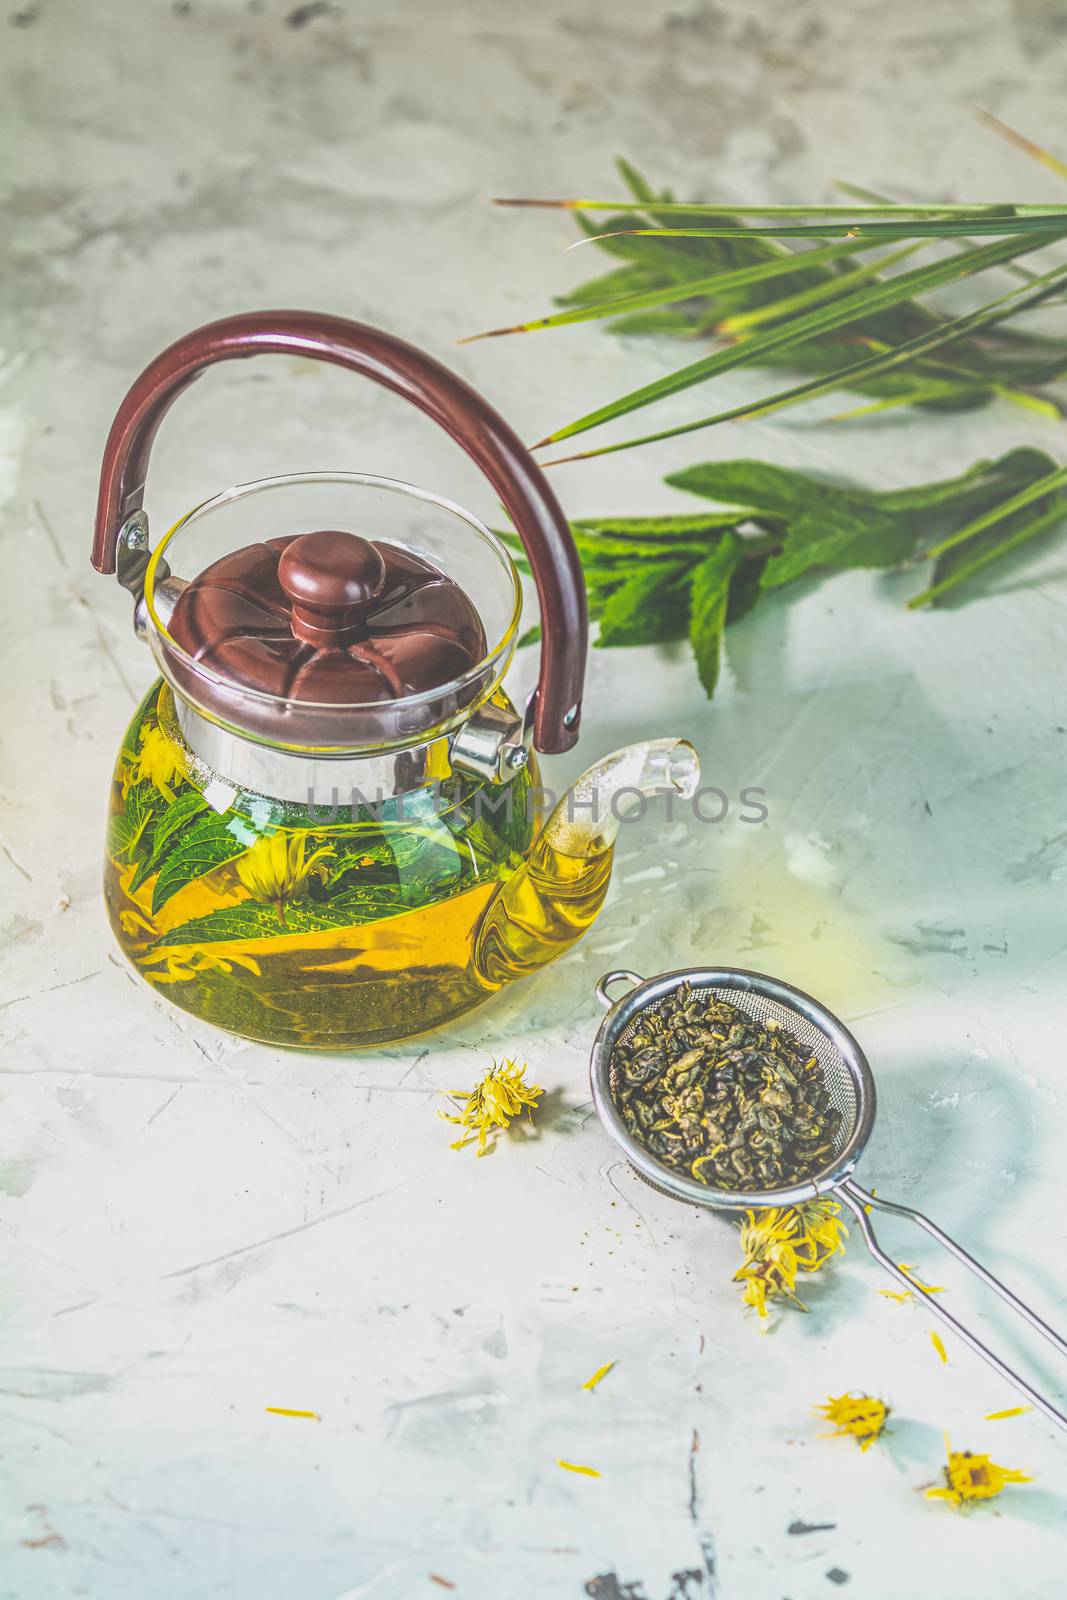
xmin=930 ymin=1330 xmax=949 ymax=1363
xmin=925 ymin=1442 xmax=1032 ymax=1508
xmin=816 ymin=1392 xmax=890 ymax=1451
xmin=557 ymin=1459 xmax=600 ymax=1477
xmin=440 ymin=1058 xmax=543 ymax=1155
xmin=582 ymin=1361 xmax=616 ymax=1392
xmin=735 ymin=1200 xmax=847 ymax=1317
xmin=793 ymin=1200 xmax=848 ymax=1272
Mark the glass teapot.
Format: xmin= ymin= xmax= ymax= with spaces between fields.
xmin=92 ymin=312 xmax=698 ymax=1048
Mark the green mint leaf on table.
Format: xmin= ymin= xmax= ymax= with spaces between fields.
xmin=760 ymin=511 xmax=918 ymax=588
xmin=573 ymin=512 xmax=745 ymax=537
xmin=666 ymin=458 xmax=888 ymax=519
xmin=688 ymin=534 xmax=746 ymax=697
xmin=725 ymin=551 xmax=771 ymax=625
xmin=512 ymin=447 xmax=1065 ymax=695
xmin=595 ymin=559 xmax=693 ymax=646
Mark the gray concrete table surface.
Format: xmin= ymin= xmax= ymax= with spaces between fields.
xmin=2 ymin=1 xmax=1066 ymax=1596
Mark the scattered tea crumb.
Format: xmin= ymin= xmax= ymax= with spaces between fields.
xmin=265 ymin=1406 xmax=319 ymax=1420
xmin=930 ymin=1331 xmax=948 ymax=1363
xmin=582 ymin=1361 xmax=616 ymax=1392
xmin=557 ymin=1459 xmax=601 ymax=1478
xmin=429 ymin=1578 xmax=457 ymax=1591
xmin=826 ymin=1571 xmax=850 ymax=1587
xmin=985 ymin=1405 xmax=1032 ymax=1420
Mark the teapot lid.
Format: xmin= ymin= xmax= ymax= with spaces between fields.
xmin=167 ymin=527 xmax=486 ymax=719
xmin=92 ymin=312 xmax=590 ymax=755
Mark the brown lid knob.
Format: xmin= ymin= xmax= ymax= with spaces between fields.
xmin=277 ymin=529 xmax=387 ymax=647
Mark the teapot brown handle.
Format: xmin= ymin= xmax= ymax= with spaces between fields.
xmin=91 ymin=310 xmax=586 ymax=752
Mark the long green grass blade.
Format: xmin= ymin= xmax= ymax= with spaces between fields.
xmin=835 ymin=177 xmax=1041 ymax=283
xmin=919 ymin=464 xmax=1067 ymax=561
xmin=540 ymin=256 xmax=1067 ymax=462
xmin=717 ymin=242 xmax=922 ymax=333
xmin=536 ymin=229 xmax=1067 ymax=448
xmin=582 ymin=214 xmax=1067 ymax=242
xmin=495 ymin=198 xmax=1054 ymax=217
xmin=909 ymin=497 xmax=1067 ymax=607
xmin=825 ymin=382 xmax=993 ymax=420
xmin=993 ymin=386 xmax=1065 ymax=419
xmin=463 ymin=237 xmax=883 ymax=340
xmin=976 ymin=109 xmax=1067 ymax=183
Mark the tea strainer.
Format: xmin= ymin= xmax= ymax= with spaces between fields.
xmin=590 ymin=967 xmax=1067 ymax=1431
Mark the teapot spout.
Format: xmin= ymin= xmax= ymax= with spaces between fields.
xmin=472 ymin=737 xmax=699 ymax=991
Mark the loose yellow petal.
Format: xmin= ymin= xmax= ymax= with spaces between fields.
xmin=557 ymin=1459 xmax=600 ymax=1477
xmin=265 ymin=1407 xmax=320 ymax=1420
xmin=897 ymin=1264 xmax=946 ymax=1294
xmin=985 ymin=1406 xmax=1032 ymax=1420
xmin=930 ymin=1331 xmax=948 ymax=1363
xmin=582 ymin=1361 xmax=616 ymax=1392
xmin=879 ymin=1289 xmax=914 ymax=1303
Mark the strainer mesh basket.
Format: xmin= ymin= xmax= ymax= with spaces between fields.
xmin=609 ymin=980 xmax=859 ymax=1174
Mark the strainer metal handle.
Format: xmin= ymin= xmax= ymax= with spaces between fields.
xmin=839 ymin=1178 xmax=1067 ymax=1431
xmin=595 ymin=970 xmax=644 ymax=1010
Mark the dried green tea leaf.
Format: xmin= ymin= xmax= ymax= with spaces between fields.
xmin=610 ymin=981 xmax=842 ymax=1190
